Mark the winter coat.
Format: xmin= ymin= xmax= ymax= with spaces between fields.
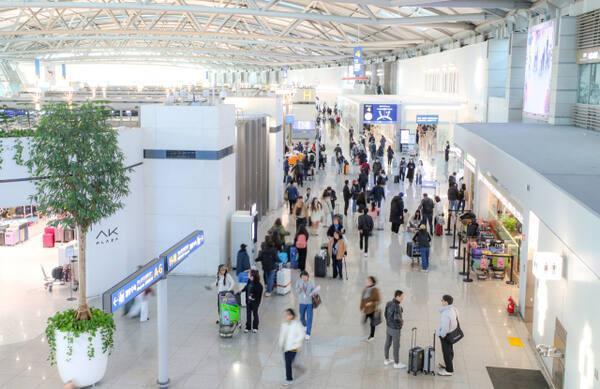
xmin=236 ymin=249 xmax=251 ymax=275
xmin=358 ymin=214 xmax=374 ymax=235
xmin=413 ymin=230 xmax=432 ymax=248
xmin=372 ymin=185 xmax=385 ymax=202
xmin=257 ymin=246 xmax=278 ymax=272
xmin=360 ymin=286 xmax=381 ymax=315
xmin=215 ymin=273 xmax=235 ymax=293
xmin=384 ymin=300 xmax=404 ymax=330
xmin=279 ymin=320 xmax=306 ymax=351
xmin=241 ymin=281 xmax=263 ymax=307
xmin=343 ymin=185 xmax=352 ymax=201
xmin=448 ymin=186 xmax=459 ymax=201
xmin=389 ymin=196 xmax=404 ymax=224
xmin=421 ymin=197 xmax=435 ymax=214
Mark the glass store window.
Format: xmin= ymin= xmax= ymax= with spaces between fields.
xmin=578 ymin=63 xmax=600 ymax=105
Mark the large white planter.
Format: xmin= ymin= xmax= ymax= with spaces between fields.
xmin=55 ymin=329 xmax=109 ymax=387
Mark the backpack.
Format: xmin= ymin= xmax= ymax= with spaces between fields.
xmin=296 ymin=234 xmax=307 ymax=249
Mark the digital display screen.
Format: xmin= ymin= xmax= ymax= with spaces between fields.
xmin=523 ymin=20 xmax=555 ymax=116
xmin=363 ymin=104 xmax=398 ymax=124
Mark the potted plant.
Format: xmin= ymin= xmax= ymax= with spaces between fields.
xmin=16 ymin=102 xmax=130 ymax=387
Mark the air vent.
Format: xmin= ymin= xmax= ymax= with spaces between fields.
xmin=577 ymin=9 xmax=600 ymax=49
xmin=572 ymin=104 xmax=600 ymax=131
xmin=165 ymin=150 xmax=196 ymax=159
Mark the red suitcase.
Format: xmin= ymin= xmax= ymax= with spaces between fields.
xmin=43 ymin=233 xmax=55 ymax=248
xmin=435 ymin=223 xmax=443 ymax=236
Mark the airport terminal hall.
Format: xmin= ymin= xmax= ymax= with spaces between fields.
xmin=1 ymin=0 xmax=600 ymax=388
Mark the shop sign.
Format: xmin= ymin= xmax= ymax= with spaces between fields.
xmin=103 ymin=257 xmax=165 ymax=313
xmin=416 ymin=115 xmax=439 ymax=124
xmin=532 ymin=252 xmax=563 ymax=280
xmin=363 ymin=104 xmax=398 ymax=124
xmin=577 ymin=47 xmax=600 ymax=64
xmin=95 ymin=226 xmax=119 ymax=245
xmin=478 ymin=173 xmax=523 ymax=223
xmin=353 ymin=47 xmax=364 ymax=77
xmin=161 ymin=230 xmax=205 ymax=273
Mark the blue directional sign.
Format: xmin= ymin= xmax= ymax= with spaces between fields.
xmin=285 ymin=114 xmax=295 ymax=125
xmin=160 ymin=230 xmax=205 ymax=273
xmin=102 ymin=257 xmax=165 ymax=313
xmin=416 ymin=115 xmax=439 ymax=124
xmin=363 ymin=104 xmax=398 ymax=124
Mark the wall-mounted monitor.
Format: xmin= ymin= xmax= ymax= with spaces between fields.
xmin=523 ymin=20 xmax=555 ymax=117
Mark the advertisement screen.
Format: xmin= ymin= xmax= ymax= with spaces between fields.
xmin=523 ymin=20 xmax=555 ymax=116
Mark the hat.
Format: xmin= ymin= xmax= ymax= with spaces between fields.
xmin=419 ymin=224 xmax=426 ymax=230
xmin=399 ymin=192 xmax=404 ymax=197
xmin=241 ymin=243 xmax=247 ymax=249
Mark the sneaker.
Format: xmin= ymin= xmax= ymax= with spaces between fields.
xmin=265 ymin=292 xmax=271 ymax=297
xmin=384 ymin=359 xmax=394 ymax=365
xmin=244 ymin=329 xmax=249 ymax=333
xmin=282 ymin=380 xmax=293 ymax=387
xmin=394 ymin=363 xmax=407 ymax=369
xmin=363 ymin=252 xmax=368 ymax=257
xmin=438 ymin=363 xmax=446 ymax=369
xmin=366 ymin=336 xmax=374 ymax=342
xmin=252 ymin=329 xmax=258 ymax=333
xmin=420 ymin=269 xmax=429 ymax=273
xmin=305 ymin=334 xmax=311 ymax=340
xmin=438 ymin=369 xmax=453 ymax=376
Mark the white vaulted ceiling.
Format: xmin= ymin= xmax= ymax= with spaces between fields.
xmin=0 ymin=0 xmax=533 ymax=68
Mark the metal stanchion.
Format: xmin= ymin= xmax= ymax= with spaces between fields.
xmin=459 ymin=247 xmax=467 ymax=276
xmin=445 ymin=209 xmax=452 ymax=235
xmin=455 ymin=233 xmax=463 ymax=260
xmin=506 ymin=255 xmax=516 ymax=285
xmin=463 ymin=245 xmax=473 ymax=283
xmin=450 ymin=216 xmax=458 ymax=249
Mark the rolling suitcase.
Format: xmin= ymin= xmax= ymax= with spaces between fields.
xmin=289 ymin=247 xmax=299 ymax=269
xmin=423 ymin=332 xmax=436 ymax=375
xmin=276 ymin=268 xmax=291 ymax=295
xmin=314 ymin=252 xmax=327 ymax=277
xmin=435 ymin=223 xmax=443 ymax=236
xmin=408 ymin=327 xmax=424 ymax=376
xmin=406 ymin=242 xmax=420 ymax=257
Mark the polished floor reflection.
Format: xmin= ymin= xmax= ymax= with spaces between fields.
xmin=0 ymin=125 xmax=540 ymax=388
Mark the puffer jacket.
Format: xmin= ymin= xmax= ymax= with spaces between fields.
xmin=384 ymin=300 xmax=403 ymax=330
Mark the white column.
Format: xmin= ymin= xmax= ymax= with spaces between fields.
xmin=506 ymin=32 xmax=527 ymax=122
xmin=548 ymin=16 xmax=578 ymax=125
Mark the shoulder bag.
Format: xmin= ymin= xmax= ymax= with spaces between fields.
xmin=445 ymin=315 xmax=464 ymax=344
xmin=312 ymin=294 xmax=322 ymax=308
xmin=371 ymin=309 xmax=382 ymax=327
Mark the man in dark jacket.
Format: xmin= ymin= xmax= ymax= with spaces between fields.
xmin=372 ymin=159 xmax=382 ymax=184
xmin=358 ymin=171 xmax=369 ymax=192
xmin=372 ymin=183 xmax=385 ymax=208
xmin=286 ymin=183 xmax=299 ymax=214
xmin=420 ymin=193 xmax=435 ymax=235
xmin=343 ymin=180 xmax=352 ymax=216
xmin=389 ymin=193 xmax=405 ymax=233
xmin=357 ymin=208 xmax=374 ymax=257
xmin=413 ymin=225 xmax=432 ymax=272
xmin=236 ymin=244 xmax=251 ymax=275
xmin=447 ymin=183 xmax=459 ymax=212
xmin=384 ymin=290 xmax=406 ymax=369
xmin=351 ymin=180 xmax=361 ymax=213
xmin=399 ymin=158 xmax=407 ymax=181
xmin=256 ymin=242 xmax=277 ymax=296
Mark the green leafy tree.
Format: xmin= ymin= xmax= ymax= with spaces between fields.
xmin=18 ymin=102 xmax=130 ymax=320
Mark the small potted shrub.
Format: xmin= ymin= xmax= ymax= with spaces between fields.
xmin=17 ymin=102 xmax=130 ymax=386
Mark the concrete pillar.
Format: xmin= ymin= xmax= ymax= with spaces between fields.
xmin=487 ymin=39 xmax=509 ymax=99
xmin=548 ymin=16 xmax=578 ymax=125
xmin=506 ymin=32 xmax=527 ymax=122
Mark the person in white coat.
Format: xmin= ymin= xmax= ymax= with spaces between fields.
xmin=437 ymin=294 xmax=459 ymax=376
xmin=415 ymin=160 xmax=424 ymax=186
xmin=279 ymin=308 xmax=306 ymax=386
xmin=215 ymin=264 xmax=236 ymax=324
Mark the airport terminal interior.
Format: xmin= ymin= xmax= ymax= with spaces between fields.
xmin=0 ymin=1 xmax=599 ymax=388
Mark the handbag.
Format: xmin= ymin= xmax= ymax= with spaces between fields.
xmin=445 ymin=317 xmax=464 ymax=344
xmin=371 ymin=309 xmax=382 ymax=327
xmin=312 ymin=294 xmax=322 ymax=309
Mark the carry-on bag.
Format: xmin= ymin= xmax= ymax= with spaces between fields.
xmin=314 ymin=253 xmax=327 ymax=277
xmin=276 ymin=268 xmax=292 ymax=295
xmin=435 ymin=223 xmax=443 ymax=236
xmin=408 ymin=327 xmax=425 ymax=376
xmin=289 ymin=246 xmax=299 ymax=269
xmin=423 ymin=331 xmax=436 ymax=375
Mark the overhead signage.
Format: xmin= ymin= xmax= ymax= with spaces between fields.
xmin=161 ymin=230 xmax=205 ymax=273
xmin=285 ymin=114 xmax=295 ymax=125
xmin=416 ymin=115 xmax=439 ymax=124
xmin=353 ymin=47 xmax=364 ymax=77
xmin=363 ymin=104 xmax=398 ymax=124
xmin=293 ymin=120 xmax=315 ymax=130
xmin=102 ymin=257 xmax=165 ymax=313
xmin=532 ymin=252 xmax=563 ymax=280
xmin=577 ymin=47 xmax=600 ymax=64
xmin=400 ymin=129 xmax=411 ymax=144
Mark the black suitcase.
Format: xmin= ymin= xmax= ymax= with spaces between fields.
xmin=314 ymin=252 xmax=327 ymax=277
xmin=406 ymin=242 xmax=420 ymax=257
xmin=408 ymin=327 xmax=424 ymax=376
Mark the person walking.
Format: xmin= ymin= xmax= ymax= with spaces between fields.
xmin=294 ymin=225 xmax=309 ymax=272
xmin=413 ymin=225 xmax=432 ymax=272
xmin=371 ymin=182 xmax=385 ymax=208
xmin=438 ymin=295 xmax=459 ymax=377
xmin=330 ymin=230 xmax=347 ymax=279
xmin=399 ymin=157 xmax=406 ymax=182
xmin=308 ymin=197 xmax=323 ymax=235
xmin=351 ymin=180 xmax=361 ymax=213
xmin=343 ymin=180 xmax=352 ymax=217
xmin=294 ymin=197 xmax=308 ymax=230
xmin=241 ymin=269 xmax=263 ymax=333
xmin=447 ymin=183 xmax=459 ymax=213
xmin=360 ymin=276 xmax=381 ymax=341
xmin=235 ymin=243 xmax=251 ymax=275
xmin=322 ymin=192 xmax=333 ymax=227
xmin=286 ymin=182 xmax=299 ymax=214
xmin=358 ymin=208 xmax=374 ymax=257
xmin=279 ymin=308 xmax=306 ymax=386
xmin=295 ymin=271 xmax=320 ymax=340
xmin=358 ymin=170 xmax=369 ymax=193
xmin=444 ymin=142 xmax=450 ymax=162
xmin=256 ymin=241 xmax=277 ymax=297
xmin=406 ymin=158 xmax=415 ymax=185
xmin=386 ymin=145 xmax=394 ymax=166
xmin=415 ymin=160 xmax=424 ymax=186
xmin=215 ymin=264 xmax=236 ymax=323
xmin=384 ymin=290 xmax=406 ymax=369
xmin=389 ymin=192 xmax=405 ymax=233
xmin=420 ymin=193 xmax=435 ymax=235
xmin=458 ymin=183 xmax=467 ymax=212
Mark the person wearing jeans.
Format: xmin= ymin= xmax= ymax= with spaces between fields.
xmin=295 ymin=271 xmax=319 ymax=340
xmin=279 ymin=309 xmax=306 ymax=386
xmin=413 ymin=225 xmax=432 ymax=272
xmin=383 ymin=290 xmax=406 ymax=369
xmin=437 ymin=295 xmax=459 ymax=377
xmin=256 ymin=240 xmax=278 ymax=296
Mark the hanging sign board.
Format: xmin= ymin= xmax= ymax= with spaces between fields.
xmin=416 ymin=115 xmax=439 ymax=124
xmin=161 ymin=230 xmax=205 ymax=274
xmin=353 ymin=47 xmax=364 ymax=77
xmin=102 ymin=257 xmax=165 ymax=313
xmin=363 ymin=104 xmax=398 ymax=124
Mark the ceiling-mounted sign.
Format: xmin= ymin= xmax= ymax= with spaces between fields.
xmin=416 ymin=115 xmax=439 ymax=124
xmin=363 ymin=104 xmax=398 ymax=124
xmin=102 ymin=257 xmax=165 ymax=313
xmin=353 ymin=47 xmax=364 ymax=77
xmin=161 ymin=230 xmax=205 ymax=273
xmin=532 ymin=252 xmax=563 ymax=280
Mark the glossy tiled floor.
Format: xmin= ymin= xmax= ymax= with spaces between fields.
xmin=0 ymin=125 xmax=541 ymax=388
